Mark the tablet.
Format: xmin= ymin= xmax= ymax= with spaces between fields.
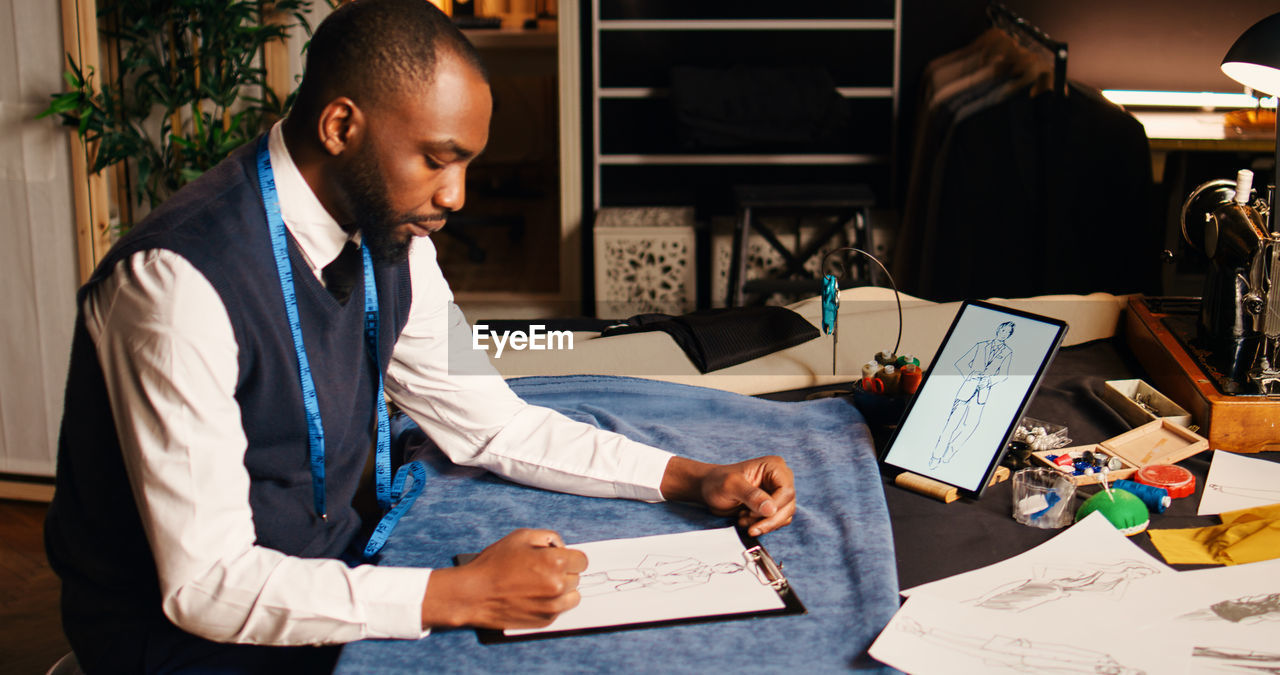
xmin=879 ymin=300 xmax=1068 ymax=499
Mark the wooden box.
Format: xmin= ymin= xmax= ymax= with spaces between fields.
xmin=1101 ymin=379 xmax=1192 ymax=428
xmin=1124 ymin=297 xmax=1280 ymax=453
xmin=1032 ymin=419 xmax=1208 ymax=485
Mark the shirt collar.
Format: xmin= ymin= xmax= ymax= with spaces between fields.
xmin=267 ymin=121 xmax=355 ymax=273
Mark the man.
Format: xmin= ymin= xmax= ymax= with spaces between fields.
xmin=44 ymin=1 xmax=795 ymax=672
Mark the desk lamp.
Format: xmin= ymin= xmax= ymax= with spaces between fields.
xmin=1221 ymin=11 xmax=1280 ymax=231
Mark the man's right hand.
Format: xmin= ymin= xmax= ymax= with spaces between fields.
xmin=420 ymin=528 xmax=588 ymax=630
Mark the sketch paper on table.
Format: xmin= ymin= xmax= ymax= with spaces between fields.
xmin=1122 ymin=557 xmax=1280 ymax=672
xmin=900 ymin=511 xmax=1173 ymax=620
xmin=1198 ymin=450 xmax=1280 ymax=515
xmin=869 ymin=593 xmax=1169 ymax=675
xmin=504 ymin=526 xmax=784 ymax=636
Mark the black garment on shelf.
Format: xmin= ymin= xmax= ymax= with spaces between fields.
xmin=601 ymin=306 xmax=820 ymax=373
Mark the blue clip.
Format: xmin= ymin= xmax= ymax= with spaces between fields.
xmin=821 ymin=274 xmax=839 ymax=335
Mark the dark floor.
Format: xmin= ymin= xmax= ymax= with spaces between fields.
xmin=0 ymin=499 xmax=69 ymax=675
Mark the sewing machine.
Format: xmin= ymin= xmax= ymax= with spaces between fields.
xmin=1126 ymin=169 xmax=1280 ymax=453
xmin=1181 ymin=170 xmax=1280 ymax=392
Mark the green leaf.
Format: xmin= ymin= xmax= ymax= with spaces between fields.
xmin=37 ymin=92 xmax=81 ymax=119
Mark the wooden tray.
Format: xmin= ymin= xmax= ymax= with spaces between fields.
xmin=1101 ymin=378 xmax=1192 ymax=428
xmin=1032 ymin=419 xmax=1208 ymax=485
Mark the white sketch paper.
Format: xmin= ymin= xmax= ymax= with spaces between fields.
xmin=875 ymin=514 xmax=1280 ymax=674
xmin=1123 ymin=557 xmax=1280 ymax=673
xmin=901 ymin=511 xmax=1174 ymax=619
xmin=1198 ymin=450 xmax=1280 ymax=515
xmin=869 ymin=594 xmax=1168 ymax=675
xmin=504 ymin=526 xmax=785 ymax=637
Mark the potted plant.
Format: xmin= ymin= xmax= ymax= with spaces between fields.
xmin=39 ymin=0 xmax=326 ymax=232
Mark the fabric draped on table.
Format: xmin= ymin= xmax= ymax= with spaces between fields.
xmin=337 ymin=375 xmax=899 ymax=673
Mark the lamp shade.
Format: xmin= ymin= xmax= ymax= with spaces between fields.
xmin=1221 ymin=12 xmax=1280 ymax=96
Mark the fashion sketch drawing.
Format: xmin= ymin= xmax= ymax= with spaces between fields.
xmin=1180 ymin=593 xmax=1280 ymax=624
xmin=931 ymin=321 xmax=1015 ymax=468
xmin=896 ymin=618 xmax=1145 ymax=674
xmin=578 ymin=554 xmax=746 ymax=597
xmin=1192 ymin=646 xmax=1280 ymax=674
xmin=968 ymin=560 xmax=1162 ymax=612
xmin=1205 ymin=483 xmax=1280 ymax=504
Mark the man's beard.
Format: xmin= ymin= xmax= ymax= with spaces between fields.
xmin=340 ymin=145 xmax=442 ymax=264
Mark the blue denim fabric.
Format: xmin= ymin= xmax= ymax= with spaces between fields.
xmin=337 ymin=375 xmax=899 ymax=673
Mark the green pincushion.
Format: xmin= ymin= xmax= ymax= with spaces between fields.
xmin=1075 ymin=488 xmax=1150 ymax=536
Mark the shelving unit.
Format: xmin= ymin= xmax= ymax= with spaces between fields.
xmin=588 ymin=0 xmax=902 ymax=211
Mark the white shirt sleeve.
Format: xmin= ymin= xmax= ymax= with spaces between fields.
xmin=85 ymin=248 xmax=430 ymax=645
xmin=385 ymin=237 xmax=674 ymax=502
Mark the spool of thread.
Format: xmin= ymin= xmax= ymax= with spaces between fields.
xmin=1113 ymin=479 xmax=1171 ymax=513
xmin=876 ymin=364 xmax=900 ymax=394
xmin=900 ymin=363 xmax=923 ymax=395
xmin=860 ymin=375 xmax=884 ymax=394
xmin=1135 ymin=464 xmax=1196 ymax=499
xmin=875 ymin=351 xmax=897 ymax=366
xmin=1234 ymin=169 xmax=1254 ymax=205
xmin=861 ymin=360 xmax=884 ymax=393
xmin=895 ymin=354 xmax=920 ymax=368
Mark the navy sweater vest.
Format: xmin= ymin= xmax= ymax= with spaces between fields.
xmin=45 ymin=138 xmax=413 ymax=670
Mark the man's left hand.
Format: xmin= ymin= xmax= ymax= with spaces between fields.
xmin=660 ymin=455 xmax=795 ymax=537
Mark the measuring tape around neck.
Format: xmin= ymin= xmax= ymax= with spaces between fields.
xmin=256 ymin=135 xmax=419 ymax=559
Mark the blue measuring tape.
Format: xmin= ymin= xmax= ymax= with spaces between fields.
xmin=363 ymin=460 xmax=427 ymax=558
xmin=256 ymin=136 xmax=418 ymax=559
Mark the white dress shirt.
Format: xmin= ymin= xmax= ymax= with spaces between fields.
xmin=83 ymin=122 xmax=674 ymax=646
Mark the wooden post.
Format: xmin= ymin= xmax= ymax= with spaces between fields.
xmin=261 ymin=1 xmax=292 ymax=111
xmin=557 ymin=0 xmax=582 ymax=306
xmin=59 ymin=0 xmax=112 ymax=284
xmin=100 ymin=5 xmax=134 ymax=229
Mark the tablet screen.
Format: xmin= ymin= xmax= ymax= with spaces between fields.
xmin=880 ymin=301 xmax=1067 ymax=496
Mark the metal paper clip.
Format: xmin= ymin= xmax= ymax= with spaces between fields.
xmin=742 ymin=545 xmax=789 ymax=591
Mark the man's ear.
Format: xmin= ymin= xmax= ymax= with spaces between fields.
xmin=316 ymin=97 xmax=365 ymax=157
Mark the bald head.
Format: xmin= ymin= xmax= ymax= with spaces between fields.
xmin=289 ymin=0 xmax=487 ymax=124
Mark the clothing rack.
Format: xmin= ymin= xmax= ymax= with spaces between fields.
xmin=986 ymin=2 xmax=1068 ymax=98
